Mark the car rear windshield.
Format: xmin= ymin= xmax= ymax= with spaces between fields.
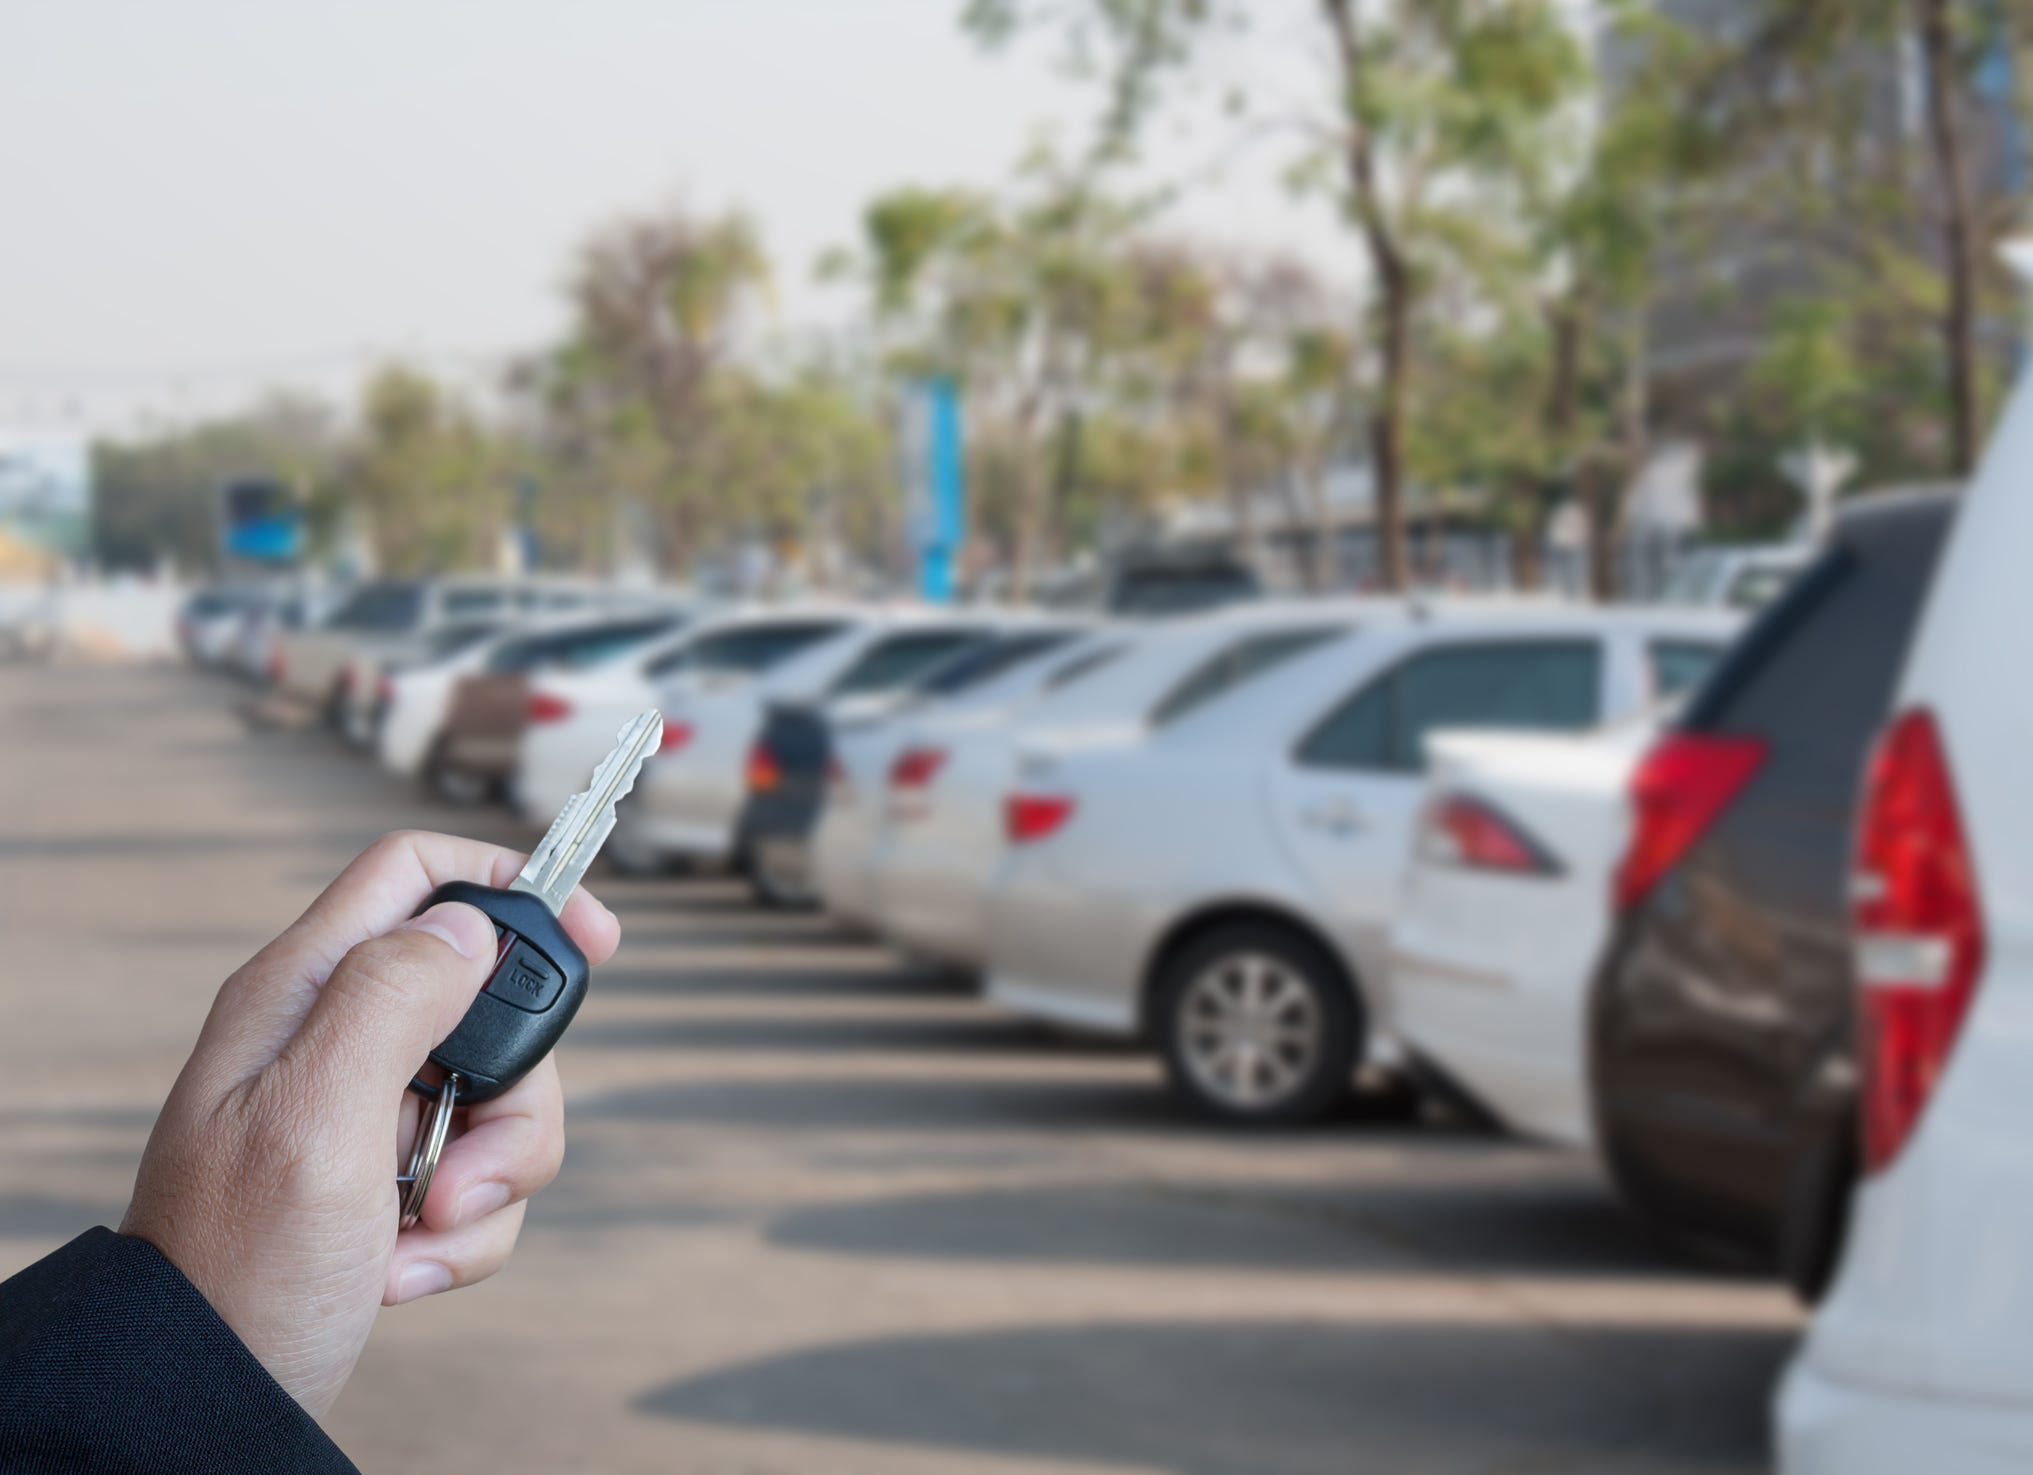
xmin=184 ymin=590 xmax=257 ymax=617
xmin=486 ymin=616 xmax=683 ymax=674
xmin=1297 ymin=640 xmax=1603 ymax=772
xmin=916 ymin=630 xmax=1080 ymax=697
xmin=1043 ymin=640 xmax=1128 ymax=691
xmin=829 ymin=629 xmax=990 ymax=697
xmin=1648 ymin=640 xmax=1724 ymax=700
xmin=328 ymin=582 xmax=425 ymax=632
xmin=1150 ymin=626 xmax=1345 ymax=728
xmin=650 ymin=620 xmax=848 ymax=679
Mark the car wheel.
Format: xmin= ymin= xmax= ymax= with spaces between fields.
xmin=423 ymin=736 xmax=494 ymax=807
xmin=1155 ymin=923 xmax=1360 ymax=1125
xmin=603 ymin=823 xmax=672 ymax=877
xmin=747 ymin=852 xmax=817 ymax=911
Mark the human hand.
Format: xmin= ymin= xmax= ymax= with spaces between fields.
xmin=121 ymin=830 xmax=620 ymax=1416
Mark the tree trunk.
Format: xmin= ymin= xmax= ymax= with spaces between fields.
xmin=1915 ymin=0 xmax=1981 ymax=475
xmin=1370 ymin=272 xmax=1412 ymax=591
xmin=1323 ymin=0 xmax=1412 ymax=593
xmin=1307 ymin=456 xmax=1338 ymax=590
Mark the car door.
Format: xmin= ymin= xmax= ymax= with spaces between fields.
xmin=1270 ymin=635 xmax=1608 ymax=993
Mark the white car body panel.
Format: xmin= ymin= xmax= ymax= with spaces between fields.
xmin=1780 ymin=376 xmax=2033 ymax=1468
xmin=982 ymin=606 xmax=1741 ymax=1060
xmin=1388 ymin=723 xmax=1654 ymax=1146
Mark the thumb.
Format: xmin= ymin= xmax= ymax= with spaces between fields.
xmin=280 ymin=902 xmax=499 ymax=1104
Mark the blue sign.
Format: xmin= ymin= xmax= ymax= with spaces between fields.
xmin=220 ymin=478 xmax=304 ymax=564
xmin=902 ymin=378 xmax=964 ymax=603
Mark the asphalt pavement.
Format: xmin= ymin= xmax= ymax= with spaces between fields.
xmin=0 ymin=659 xmax=1802 ymax=1474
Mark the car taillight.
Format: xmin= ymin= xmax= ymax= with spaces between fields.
xmin=1423 ymin=794 xmax=1555 ymax=875
xmin=1005 ymin=792 xmax=1074 ymax=844
xmin=265 ymin=644 xmax=286 ymax=683
xmin=747 ymin=742 xmax=781 ymax=793
xmin=1854 ymin=708 xmax=1985 ymax=1175
xmin=889 ymin=746 xmax=948 ymax=791
xmin=658 ymin=719 xmax=694 ymax=755
xmin=1613 ymin=732 xmax=1767 ymax=911
xmin=527 ymin=692 xmax=572 ymax=724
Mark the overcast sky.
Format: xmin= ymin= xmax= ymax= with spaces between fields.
xmin=0 ymin=0 xmax=1353 ymax=437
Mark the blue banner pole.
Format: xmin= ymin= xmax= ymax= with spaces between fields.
xmin=920 ymin=378 xmax=964 ymax=603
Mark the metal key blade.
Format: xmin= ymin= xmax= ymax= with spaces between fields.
xmin=512 ymin=709 xmax=663 ymax=914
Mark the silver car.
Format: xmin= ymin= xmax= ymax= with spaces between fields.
xmin=981 ymin=603 xmax=1742 ymax=1124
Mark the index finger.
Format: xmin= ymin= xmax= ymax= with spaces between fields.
xmin=203 ymin=830 xmax=620 ymax=1071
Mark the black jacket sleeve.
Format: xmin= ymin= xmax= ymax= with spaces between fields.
xmin=0 ymin=1227 xmax=357 ymax=1474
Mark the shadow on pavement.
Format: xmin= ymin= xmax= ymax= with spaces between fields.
xmin=759 ymin=1178 xmax=1729 ymax=1280
xmin=635 ymin=1320 xmax=1793 ymax=1475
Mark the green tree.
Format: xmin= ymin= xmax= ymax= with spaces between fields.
xmin=347 ymin=366 xmax=508 ymax=575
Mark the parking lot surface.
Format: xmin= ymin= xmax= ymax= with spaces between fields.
xmin=0 ymin=661 xmax=1802 ymax=1474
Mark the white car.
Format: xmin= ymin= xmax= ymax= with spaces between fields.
xmin=982 ymin=604 xmax=1742 ymax=1123
xmin=1386 ymin=715 xmax=1674 ymax=1146
xmin=378 ymin=610 xmax=685 ymax=786
xmin=176 ymin=588 xmax=266 ymax=666
xmin=619 ymin=609 xmax=993 ymax=876
xmin=516 ymin=607 xmax=862 ymax=866
xmin=854 ymin=601 xmax=1383 ymax=968
xmin=1777 ymin=369 xmax=2031 ymax=1465
xmin=805 ymin=622 xmax=1105 ymax=927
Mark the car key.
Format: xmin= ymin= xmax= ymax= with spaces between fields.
xmin=407 ymin=708 xmax=663 ymax=1106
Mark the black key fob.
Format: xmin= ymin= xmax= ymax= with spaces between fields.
xmin=411 ymin=880 xmax=589 ymax=1104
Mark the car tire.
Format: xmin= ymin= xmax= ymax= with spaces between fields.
xmin=747 ymin=853 xmax=817 ymax=911
xmin=1154 ymin=922 xmax=1361 ymax=1125
xmin=423 ymin=735 xmax=495 ymax=807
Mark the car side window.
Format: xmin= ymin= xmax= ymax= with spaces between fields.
xmin=1298 ymin=640 xmax=1603 ymax=773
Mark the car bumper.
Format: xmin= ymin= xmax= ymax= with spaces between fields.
xmin=1779 ymin=1357 xmax=2033 ymax=1473
xmin=874 ymin=833 xmax=995 ymax=971
xmin=812 ymin=809 xmax=881 ymax=930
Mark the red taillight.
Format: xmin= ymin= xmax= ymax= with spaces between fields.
xmin=1613 ymin=733 xmax=1767 ymax=911
xmin=1424 ymin=794 xmax=1554 ymax=875
xmin=527 ymin=692 xmax=573 ymax=724
xmin=658 ymin=719 xmax=694 ymax=755
xmin=1855 ymin=708 xmax=1985 ymax=1175
xmin=1005 ymin=792 xmax=1075 ymax=844
xmin=889 ymin=746 xmax=948 ymax=791
xmin=746 ymin=742 xmax=781 ymax=793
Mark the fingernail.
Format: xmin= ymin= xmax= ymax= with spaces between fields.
xmin=402 ymin=902 xmax=494 ymax=960
xmin=393 ymin=1261 xmax=453 ymax=1304
xmin=455 ymin=1181 xmax=511 ymax=1227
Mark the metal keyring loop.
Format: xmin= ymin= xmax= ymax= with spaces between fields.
xmin=398 ymin=1072 xmax=460 ymax=1230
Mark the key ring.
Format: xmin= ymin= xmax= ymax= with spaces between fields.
xmin=397 ymin=1071 xmax=460 ymax=1230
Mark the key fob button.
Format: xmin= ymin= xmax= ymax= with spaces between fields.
xmin=487 ymin=939 xmax=567 ymax=1014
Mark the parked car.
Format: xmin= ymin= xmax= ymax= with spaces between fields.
xmin=516 ymin=607 xmax=859 ymax=866
xmin=272 ymin=575 xmax=641 ymax=722
xmin=1386 ymin=714 xmax=1674 ymax=1147
xmin=334 ymin=620 xmax=506 ymax=747
xmin=228 ymin=584 xmax=344 ymax=683
xmin=1587 ymin=490 xmax=1955 ymax=1300
xmin=622 ymin=610 xmax=994 ymax=882
xmin=812 ymin=623 xmax=1127 ymax=937
xmin=743 ymin=620 xmax=1087 ymax=908
xmin=850 ymin=601 xmax=1382 ymax=969
xmin=1776 ymin=451 xmax=2018 ymax=1463
xmin=1660 ymin=543 xmax=1814 ymax=610
xmin=418 ymin=610 xmax=691 ymax=803
xmin=984 ymin=602 xmax=1740 ymax=1124
xmin=1104 ymin=548 xmax=1263 ymax=616
xmin=176 ymin=587 xmax=266 ymax=666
